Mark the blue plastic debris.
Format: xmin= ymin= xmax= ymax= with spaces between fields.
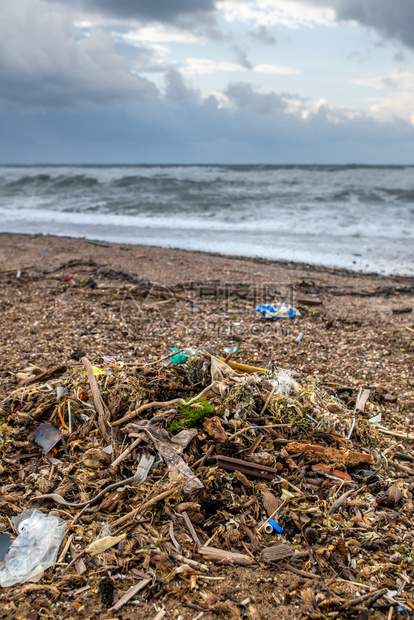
xmin=256 ymin=303 xmax=300 ymax=321
xmin=169 ymin=347 xmax=196 ymax=366
xmin=268 ymin=519 xmax=284 ymax=533
xmin=223 ymin=343 xmax=241 ymax=354
xmin=170 ymin=352 xmax=187 ymax=365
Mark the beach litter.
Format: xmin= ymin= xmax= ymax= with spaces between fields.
xmin=0 ymin=346 xmax=414 ymax=618
xmin=256 ymin=303 xmax=300 ymax=320
xmin=0 ymin=509 xmax=65 ymax=587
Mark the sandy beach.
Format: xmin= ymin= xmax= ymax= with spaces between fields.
xmin=0 ymin=232 xmax=414 ymax=619
xmin=1 ymin=232 xmax=413 ymax=385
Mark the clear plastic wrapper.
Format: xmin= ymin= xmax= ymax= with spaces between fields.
xmin=0 ymin=509 xmax=65 ymax=587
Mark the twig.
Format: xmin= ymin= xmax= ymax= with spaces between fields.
xmin=278 ymin=562 xmax=320 ymax=579
xmin=112 ymin=485 xmax=183 ymax=528
xmin=339 ymin=588 xmax=388 ymax=610
xmin=379 ymin=428 xmax=414 ymax=440
xmin=57 ymin=533 xmax=73 ymax=564
xmin=194 ymin=444 xmax=214 ymax=471
xmin=71 ymin=505 xmax=89 ymax=525
xmin=257 ymin=501 xmax=286 ymax=531
xmin=62 ymin=547 xmax=87 ymax=575
xmin=33 ymin=471 xmax=146 ymax=508
xmin=112 ymin=383 xmax=215 ymax=427
xmin=228 ymin=424 xmax=289 ymax=441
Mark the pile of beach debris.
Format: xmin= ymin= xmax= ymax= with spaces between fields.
xmin=0 ymin=346 xmax=413 ymax=619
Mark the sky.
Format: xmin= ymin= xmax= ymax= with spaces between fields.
xmin=1 ymin=0 xmax=414 ymax=164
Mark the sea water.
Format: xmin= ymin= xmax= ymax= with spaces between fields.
xmin=0 ymin=164 xmax=413 ymax=274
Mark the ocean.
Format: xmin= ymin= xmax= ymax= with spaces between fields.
xmin=0 ymin=164 xmax=413 ymax=275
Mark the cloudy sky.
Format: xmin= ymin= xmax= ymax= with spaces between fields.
xmin=1 ymin=0 xmax=414 ymax=164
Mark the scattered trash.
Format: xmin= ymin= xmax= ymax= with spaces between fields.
xmin=264 ymin=519 xmax=284 ymax=534
xmin=223 ymin=342 xmax=241 ymax=354
xmin=34 ymin=424 xmax=62 ymax=453
xmin=256 ymin=303 xmax=300 ymax=320
xmin=0 ymin=510 xmax=65 ymax=587
xmin=294 ymin=331 xmax=303 ymax=343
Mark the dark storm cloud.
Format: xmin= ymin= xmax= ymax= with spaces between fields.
xmin=335 ymin=0 xmax=414 ymax=49
xmin=0 ymin=0 xmax=158 ymax=108
xmin=164 ymin=67 xmax=199 ymax=101
xmin=224 ymin=83 xmax=286 ymax=115
xmin=2 ymin=96 xmax=414 ymax=165
xmin=306 ymin=0 xmax=414 ymax=49
xmin=79 ymin=0 xmax=217 ymax=24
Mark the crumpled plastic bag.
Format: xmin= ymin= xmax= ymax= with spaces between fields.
xmin=0 ymin=509 xmax=65 ymax=587
xmin=256 ymin=303 xmax=300 ymax=320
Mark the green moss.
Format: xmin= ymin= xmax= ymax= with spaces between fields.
xmin=167 ymin=397 xmax=215 ymax=434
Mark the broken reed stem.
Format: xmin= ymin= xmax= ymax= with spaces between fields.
xmin=81 ymin=356 xmax=111 ymax=443
xmin=259 ymin=384 xmax=277 ymax=416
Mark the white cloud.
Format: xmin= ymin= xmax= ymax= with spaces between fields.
xmin=121 ymin=25 xmax=203 ymax=45
xmin=353 ymin=68 xmax=414 ymax=123
xmin=217 ymin=0 xmax=335 ymax=28
xmin=366 ymin=92 xmax=414 ymax=124
xmin=210 ymin=82 xmax=363 ymax=124
xmin=184 ymin=57 xmax=300 ymax=75
xmin=185 ymin=58 xmax=246 ymax=75
xmin=254 ymin=63 xmax=300 ymax=75
xmin=354 ymin=68 xmax=414 ymax=90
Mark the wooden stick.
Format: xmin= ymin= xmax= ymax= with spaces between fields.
xmin=198 ymin=546 xmax=256 ymax=566
xmin=109 ymin=578 xmax=151 ymax=611
xmin=194 ymin=444 xmax=214 ymax=471
xmin=246 ymin=434 xmax=265 ymax=456
xmin=57 ymin=533 xmax=73 ymax=564
xmin=379 ymin=428 xmax=414 ymax=440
